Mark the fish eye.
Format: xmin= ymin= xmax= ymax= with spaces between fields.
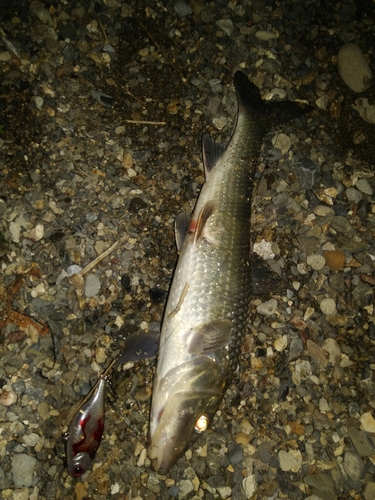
xmin=194 ymin=414 xmax=209 ymax=433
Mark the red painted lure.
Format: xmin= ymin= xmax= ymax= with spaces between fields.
xmin=63 ymin=331 xmax=159 ymax=477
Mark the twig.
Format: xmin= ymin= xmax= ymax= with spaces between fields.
xmin=67 ymin=150 xmax=91 ymax=179
xmin=119 ymin=84 xmax=147 ymax=105
xmin=77 ymin=234 xmax=128 ymax=277
xmin=125 ymin=119 xmax=166 ymax=125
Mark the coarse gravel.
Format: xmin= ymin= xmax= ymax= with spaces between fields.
xmin=1 ymin=1 xmax=375 ymax=499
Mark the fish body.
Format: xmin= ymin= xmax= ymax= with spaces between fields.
xmin=148 ymin=71 xmax=312 ymax=473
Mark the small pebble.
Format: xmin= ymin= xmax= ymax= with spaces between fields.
xmin=346 ymin=187 xmax=362 ymax=204
xmin=313 ymin=205 xmax=334 ymax=216
xmin=324 ymin=250 xmax=345 ymax=271
xmin=307 ymin=340 xmax=329 ymax=368
xmin=272 ymin=133 xmax=291 ymax=154
xmin=322 ymin=338 xmax=341 ymax=366
xmin=255 ymin=30 xmax=278 ymax=41
xmin=278 ymin=450 xmax=300 ymax=472
xmin=84 ymin=274 xmax=101 ymax=297
xmin=274 ymin=335 xmax=288 ymax=352
xmin=257 ymin=299 xmax=278 ymax=316
xmin=216 ymin=19 xmax=234 ymax=37
xmin=242 ymin=475 xmax=258 ymax=499
xmin=355 ymin=178 xmax=373 ymax=195
xmin=360 ymin=412 xmax=375 ymax=433
xmin=306 ymin=254 xmax=326 ymax=271
xmin=337 ymin=43 xmax=372 ymax=93
xmin=347 ymin=426 xmax=374 ymax=457
xmin=343 ymin=451 xmax=364 ymax=481
xmin=293 ymin=157 xmax=319 ymax=189
xmin=364 ymin=482 xmax=375 ymax=500
xmin=0 ymin=387 xmax=17 ymax=406
xmin=174 ymin=1 xmax=193 ymax=17
xmin=288 ymin=338 xmax=304 ymax=362
xmin=353 ymin=98 xmax=375 ymax=124
xmin=320 ymin=297 xmax=337 ymax=316
xmin=11 ymin=454 xmax=37 ymax=487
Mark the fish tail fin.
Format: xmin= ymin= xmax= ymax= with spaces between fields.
xmin=233 ymin=71 xmax=313 ymax=128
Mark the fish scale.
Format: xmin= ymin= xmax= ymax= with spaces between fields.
xmin=148 ymin=71 xmax=312 ymax=474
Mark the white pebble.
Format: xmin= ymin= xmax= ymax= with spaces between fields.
xmin=304 ymin=307 xmax=315 ymax=321
xmin=9 ymin=221 xmax=21 ymax=242
xmin=35 ymin=96 xmax=44 ymax=109
xmin=242 ymin=474 xmax=258 ymax=499
xmin=360 ymin=412 xmax=375 ymax=433
xmin=274 ymin=335 xmax=288 ymax=352
xmin=66 ymin=265 xmax=82 ymax=277
xmin=84 ymin=273 xmax=101 ymax=297
xmin=257 ymin=299 xmax=278 ymax=316
xmin=278 ymin=450 xmax=300 ymax=472
xmin=320 ymin=297 xmax=337 ymax=316
xmin=253 ymin=240 xmax=275 ymax=259
xmin=306 ymin=254 xmax=326 ymax=271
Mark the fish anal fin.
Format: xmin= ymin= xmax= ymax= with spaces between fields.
xmin=186 ymin=319 xmax=232 ymax=355
xmin=202 ymin=134 xmax=225 ymax=177
xmin=175 ymin=212 xmax=191 ymax=252
xmin=194 ymin=201 xmax=216 ymax=244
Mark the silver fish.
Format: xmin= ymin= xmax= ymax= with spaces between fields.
xmin=148 ymin=70 xmax=312 ymax=473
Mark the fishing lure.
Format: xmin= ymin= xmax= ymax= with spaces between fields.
xmin=63 ymin=331 xmax=159 ymax=477
xmin=63 ymin=361 xmax=114 ymax=478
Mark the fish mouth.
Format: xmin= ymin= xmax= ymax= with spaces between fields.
xmin=148 ymin=358 xmax=228 ymax=473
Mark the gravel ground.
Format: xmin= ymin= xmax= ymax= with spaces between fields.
xmin=1 ymin=1 xmax=375 ymax=499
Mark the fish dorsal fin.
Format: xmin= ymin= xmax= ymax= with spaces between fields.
xmin=186 ymin=319 xmax=232 ymax=355
xmin=202 ymin=134 xmax=225 ymax=177
xmin=175 ymin=212 xmax=191 ymax=252
xmin=194 ymin=200 xmax=216 ymax=244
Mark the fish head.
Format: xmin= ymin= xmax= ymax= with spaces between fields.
xmin=148 ymin=356 xmax=228 ymax=473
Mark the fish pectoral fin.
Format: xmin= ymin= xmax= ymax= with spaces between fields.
xmin=113 ymin=330 xmax=159 ymax=366
xmin=175 ymin=212 xmax=191 ymax=252
xmin=202 ymin=134 xmax=225 ymax=176
xmin=186 ymin=319 xmax=232 ymax=354
xmin=194 ymin=200 xmax=216 ymax=244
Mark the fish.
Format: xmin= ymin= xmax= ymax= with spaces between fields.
xmin=148 ymin=70 xmax=312 ymax=473
xmin=64 ymin=331 xmax=159 ymax=478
